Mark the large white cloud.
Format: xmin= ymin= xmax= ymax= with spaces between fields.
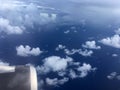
xmin=0 ymin=18 xmax=23 ymax=35
xmin=16 ymin=45 xmax=42 ymax=57
xmin=37 ymin=56 xmax=73 ymax=73
xmin=100 ymin=35 xmax=120 ymax=48
xmin=82 ymin=41 xmax=101 ymax=49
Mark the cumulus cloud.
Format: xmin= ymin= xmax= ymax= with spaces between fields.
xmin=79 ymin=49 xmax=93 ymax=56
xmin=69 ymin=69 xmax=78 ymax=79
xmin=36 ymin=56 xmax=96 ymax=87
xmin=0 ymin=18 xmax=23 ymax=35
xmin=82 ymin=41 xmax=101 ymax=49
xmin=16 ymin=45 xmax=42 ymax=57
xmin=100 ymin=35 xmax=120 ymax=48
xmin=64 ymin=30 xmax=70 ymax=34
xmin=46 ymin=77 xmax=69 ymax=86
xmin=36 ymin=56 xmax=73 ymax=73
xmin=112 ymin=54 xmax=118 ymax=57
xmin=69 ymin=63 xmax=96 ymax=79
xmin=77 ymin=63 xmax=96 ymax=78
xmin=107 ymin=72 xmax=120 ymax=80
xmin=64 ymin=49 xmax=93 ymax=56
xmin=55 ymin=44 xmax=66 ymax=51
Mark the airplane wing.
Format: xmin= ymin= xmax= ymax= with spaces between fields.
xmin=0 ymin=65 xmax=38 ymax=90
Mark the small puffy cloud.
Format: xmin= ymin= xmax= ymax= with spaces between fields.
xmin=100 ymin=35 xmax=120 ymax=48
xmin=79 ymin=49 xmax=93 ymax=57
xmin=82 ymin=41 xmax=101 ymax=49
xmin=64 ymin=30 xmax=70 ymax=34
xmin=16 ymin=45 xmax=42 ymax=57
xmin=55 ymin=44 xmax=66 ymax=51
xmin=0 ymin=18 xmax=23 ymax=35
xmin=112 ymin=54 xmax=118 ymax=57
xmin=107 ymin=72 xmax=120 ymax=80
xmin=77 ymin=63 xmax=96 ymax=78
xmin=64 ymin=49 xmax=93 ymax=57
xmin=69 ymin=69 xmax=78 ymax=79
xmin=107 ymin=72 xmax=119 ymax=80
xmin=46 ymin=77 xmax=69 ymax=86
xmin=69 ymin=63 xmax=96 ymax=79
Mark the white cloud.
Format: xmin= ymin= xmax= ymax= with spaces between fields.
xmin=0 ymin=18 xmax=23 ymax=35
xmin=107 ymin=72 xmax=120 ymax=80
xmin=79 ymin=49 xmax=93 ymax=57
xmin=0 ymin=1 xmax=58 ymax=30
xmin=46 ymin=77 xmax=69 ymax=86
xmin=82 ymin=41 xmax=101 ymax=49
xmin=1 ymin=0 xmax=120 ymax=28
xmin=55 ymin=44 xmax=66 ymax=51
xmin=77 ymin=63 xmax=96 ymax=78
xmin=100 ymin=35 xmax=120 ymax=48
xmin=64 ymin=49 xmax=93 ymax=56
xmin=36 ymin=56 xmax=96 ymax=87
xmin=112 ymin=54 xmax=118 ymax=57
xmin=64 ymin=49 xmax=80 ymax=55
xmin=16 ymin=45 xmax=42 ymax=57
xmin=36 ymin=56 xmax=73 ymax=73
xmin=69 ymin=69 xmax=78 ymax=79
xmin=0 ymin=0 xmax=25 ymax=10
xmin=64 ymin=30 xmax=70 ymax=34
xmin=107 ymin=72 xmax=117 ymax=80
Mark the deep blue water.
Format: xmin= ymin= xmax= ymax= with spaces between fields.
xmin=0 ymin=23 xmax=120 ymax=90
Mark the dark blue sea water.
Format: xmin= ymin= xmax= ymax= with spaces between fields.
xmin=0 ymin=22 xmax=120 ymax=90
